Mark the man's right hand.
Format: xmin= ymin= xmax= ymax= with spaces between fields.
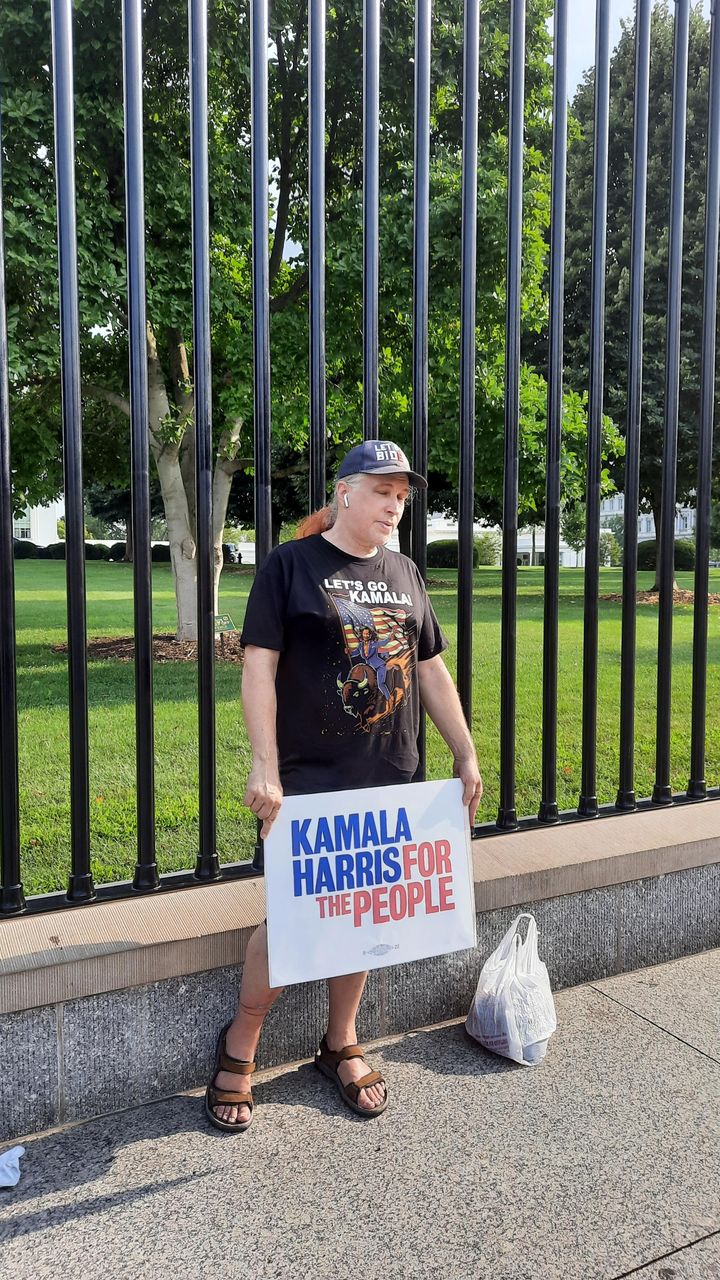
xmin=245 ymin=767 xmax=283 ymax=839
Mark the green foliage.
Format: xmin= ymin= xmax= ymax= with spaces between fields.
xmin=564 ymin=3 xmax=716 ymax=516
xmin=279 ymin=521 xmax=300 ymax=543
xmin=0 ymin=0 xmax=617 ymax=546
xmin=56 ymin=518 xmax=94 ymax=540
xmin=222 ymin=525 xmax=253 ymax=543
xmin=636 ymin=538 xmax=696 ymax=571
xmin=108 ymin=542 xmax=127 ymax=561
xmin=603 ymin=514 xmax=626 ymax=543
xmin=599 ymin=530 xmax=621 ymax=567
xmin=474 ymin=531 xmax=501 ymax=565
xmin=85 ymin=542 xmax=111 ymax=560
xmin=13 ymin=539 xmax=38 ymax=558
xmin=560 ymin=504 xmax=587 ymax=554
xmin=151 ymin=543 xmax=172 ymax=563
xmin=427 ymin=539 xmax=479 ymax=569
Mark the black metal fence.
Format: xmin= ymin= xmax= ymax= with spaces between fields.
xmin=1 ymin=0 xmax=719 ymax=916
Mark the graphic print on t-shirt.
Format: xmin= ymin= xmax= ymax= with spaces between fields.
xmin=328 ymin=591 xmax=414 ymax=733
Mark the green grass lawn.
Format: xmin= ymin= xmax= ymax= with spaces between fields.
xmin=12 ymin=560 xmax=720 ymax=896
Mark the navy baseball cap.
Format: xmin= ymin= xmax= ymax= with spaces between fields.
xmin=336 ymin=440 xmax=427 ymax=490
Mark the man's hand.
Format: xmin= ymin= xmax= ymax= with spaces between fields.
xmin=453 ymin=753 xmax=483 ymax=826
xmin=245 ymin=766 xmax=283 ymax=839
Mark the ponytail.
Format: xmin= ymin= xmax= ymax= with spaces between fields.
xmin=295 ymin=505 xmax=334 ymax=538
xmin=294 ymin=473 xmax=361 ymax=539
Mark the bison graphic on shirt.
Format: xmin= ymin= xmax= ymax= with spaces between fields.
xmin=329 ymin=593 xmax=413 ymax=731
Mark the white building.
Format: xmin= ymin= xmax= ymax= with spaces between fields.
xmin=426 ymin=497 xmax=697 ymax=569
xmin=427 ymin=512 xmax=580 ymax=567
xmin=599 ymin=493 xmax=696 ymax=541
xmin=12 ymin=499 xmax=64 ymax=546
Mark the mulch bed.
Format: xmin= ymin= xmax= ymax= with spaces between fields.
xmin=49 ymin=588 xmax=720 ymax=666
xmin=599 ymin=589 xmax=720 ymax=606
xmin=51 ymin=633 xmax=246 ymax=664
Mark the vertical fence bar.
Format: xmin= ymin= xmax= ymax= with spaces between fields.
xmin=309 ymin=0 xmax=326 ymax=511
xmin=578 ymin=0 xmax=610 ymax=818
xmin=0 ymin=102 xmax=25 ymax=915
xmin=411 ymin=0 xmax=431 ymax=778
xmin=496 ymin=0 xmax=525 ymax=831
xmin=538 ymin=0 xmax=568 ymax=825
xmin=122 ymin=0 xmax=159 ymax=891
xmin=51 ymin=0 xmax=94 ymax=902
xmin=363 ymin=0 xmax=380 ymax=441
xmin=411 ymin=0 xmax=431 ymax=583
xmin=251 ymin=0 xmax=272 ymax=566
xmin=250 ymin=0 xmax=272 ymax=873
xmin=616 ymin=0 xmax=652 ymax=811
xmin=653 ymin=0 xmax=690 ymax=805
xmin=457 ymin=0 xmax=479 ymax=726
xmin=688 ymin=0 xmax=720 ymax=799
xmin=189 ymin=0 xmax=219 ymax=879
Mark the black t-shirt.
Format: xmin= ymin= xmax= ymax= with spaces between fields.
xmin=240 ymin=533 xmax=447 ymax=794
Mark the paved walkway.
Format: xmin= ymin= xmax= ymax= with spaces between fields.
xmin=1 ymin=950 xmax=720 ymax=1279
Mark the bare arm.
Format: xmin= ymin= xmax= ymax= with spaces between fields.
xmin=418 ymin=654 xmax=483 ymax=823
xmin=241 ymin=645 xmax=283 ymax=837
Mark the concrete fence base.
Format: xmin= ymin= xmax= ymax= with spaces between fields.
xmin=2 ymin=803 xmax=719 ymax=1143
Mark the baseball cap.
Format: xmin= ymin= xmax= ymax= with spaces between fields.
xmin=336 ymin=440 xmax=427 ymax=490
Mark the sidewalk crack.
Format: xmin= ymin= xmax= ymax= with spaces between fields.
xmin=609 ymin=1225 xmax=720 ymax=1279
xmin=589 ymin=985 xmax=720 ymax=1068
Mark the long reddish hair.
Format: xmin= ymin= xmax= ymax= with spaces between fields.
xmin=295 ymin=474 xmax=363 ymax=538
xmin=295 ymin=506 xmax=333 ymax=538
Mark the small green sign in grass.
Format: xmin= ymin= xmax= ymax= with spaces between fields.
xmin=214 ymin=613 xmax=236 ymax=634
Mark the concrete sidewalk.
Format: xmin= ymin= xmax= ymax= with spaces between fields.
xmin=1 ymin=950 xmax=719 ymax=1280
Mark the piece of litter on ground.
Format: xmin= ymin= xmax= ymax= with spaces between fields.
xmin=0 ymin=1146 xmax=26 ymax=1188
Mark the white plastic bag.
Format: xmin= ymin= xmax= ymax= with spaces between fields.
xmin=0 ymin=1145 xmax=25 ymax=1188
xmin=465 ymin=912 xmax=557 ymax=1065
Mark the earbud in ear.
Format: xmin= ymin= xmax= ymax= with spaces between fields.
xmin=343 ymin=493 xmax=350 ymax=508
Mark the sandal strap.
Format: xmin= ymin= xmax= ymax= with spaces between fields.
xmin=319 ymin=1038 xmax=366 ymax=1066
xmin=354 ymin=1069 xmax=384 ymax=1090
xmin=209 ymin=1086 xmax=253 ymax=1107
xmin=344 ymin=1070 xmax=386 ymax=1102
xmin=335 ymin=1045 xmax=365 ymax=1063
xmin=219 ymin=1049 xmax=256 ymax=1076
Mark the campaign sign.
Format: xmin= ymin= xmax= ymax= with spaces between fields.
xmin=264 ymin=778 xmax=476 ymax=986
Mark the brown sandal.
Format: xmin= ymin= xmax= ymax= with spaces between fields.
xmin=314 ymin=1036 xmax=388 ymax=1118
xmin=205 ymin=1022 xmax=256 ymax=1133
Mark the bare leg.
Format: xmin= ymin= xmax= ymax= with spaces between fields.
xmin=325 ymin=972 xmax=386 ymax=1110
xmin=212 ymin=922 xmax=283 ymax=1125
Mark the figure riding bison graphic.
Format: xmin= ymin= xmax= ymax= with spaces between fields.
xmin=330 ymin=596 xmax=413 ymax=731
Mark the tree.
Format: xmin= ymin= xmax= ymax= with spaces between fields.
xmin=2 ymin=0 xmax=617 ymax=637
xmin=560 ymin=504 xmax=586 ymax=555
xmin=599 ymin=529 xmax=621 ymax=567
xmin=474 ymin=530 xmax=501 ymax=565
xmin=563 ymin=3 xmax=717 ymax=551
xmin=603 ymin=513 xmax=626 ymax=543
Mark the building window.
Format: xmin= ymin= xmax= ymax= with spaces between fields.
xmin=13 ymin=527 xmax=31 ymax=540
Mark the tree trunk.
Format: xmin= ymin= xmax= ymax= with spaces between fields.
xmin=146 ymin=324 xmax=197 ymax=640
xmin=124 ymin=516 xmax=133 ymax=563
xmin=85 ymin=329 xmax=244 ymax=639
xmin=531 ymin=526 xmax=536 ymax=566
xmin=212 ymin=418 xmax=245 ymax=614
xmin=650 ymin=497 xmax=678 ymax=594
